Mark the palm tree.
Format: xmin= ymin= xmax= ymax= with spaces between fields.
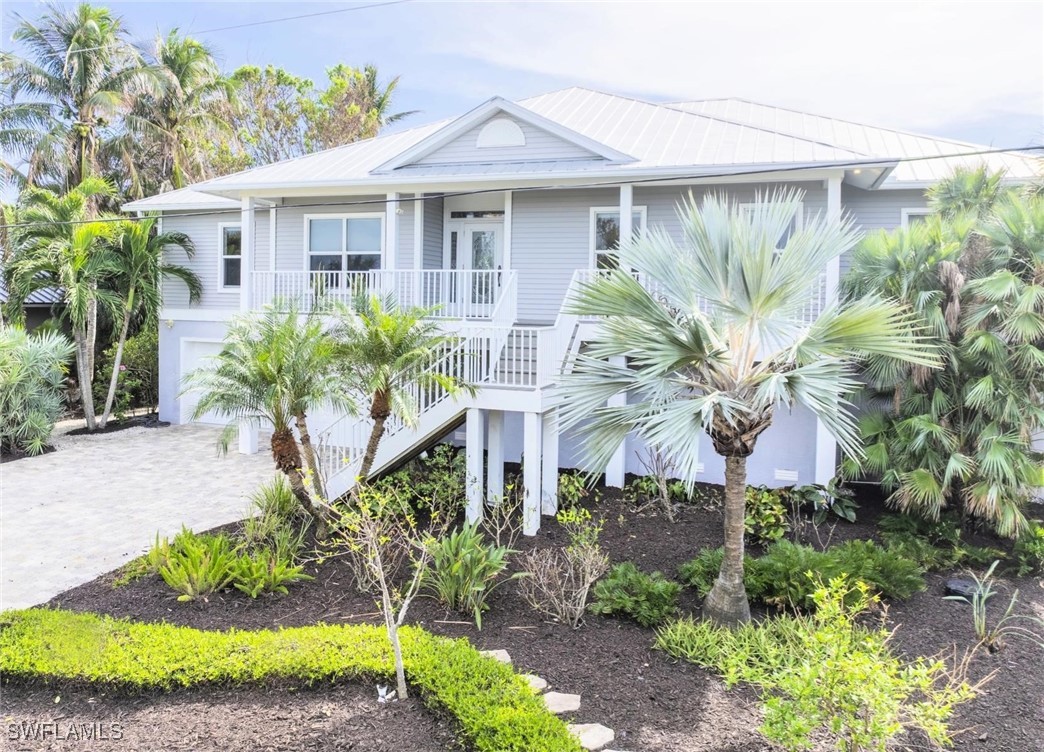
xmin=333 ymin=295 xmax=470 ymax=483
xmin=5 ymin=178 xmax=120 ymax=430
xmin=120 ymin=30 xmax=237 ymax=195
xmin=0 ymin=2 xmax=154 ymax=194
xmin=98 ymin=217 xmax=202 ymax=428
xmin=557 ymin=190 xmax=937 ymax=626
xmin=182 ymin=304 xmax=351 ymax=530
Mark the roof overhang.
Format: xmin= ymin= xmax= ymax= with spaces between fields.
xmin=371 ymin=97 xmax=637 ymax=173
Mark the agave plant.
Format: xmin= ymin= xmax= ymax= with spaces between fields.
xmin=557 ymin=189 xmax=936 ymax=625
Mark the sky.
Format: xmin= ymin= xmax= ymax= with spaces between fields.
xmin=3 ymin=0 xmax=1043 ymax=150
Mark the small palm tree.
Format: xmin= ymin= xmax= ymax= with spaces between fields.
xmin=5 ymin=178 xmax=120 ymax=429
xmin=558 ymin=190 xmax=937 ymax=626
xmin=98 ymin=217 xmax=202 ymax=428
xmin=334 ymin=295 xmax=470 ymax=483
xmin=182 ymin=304 xmax=351 ymax=530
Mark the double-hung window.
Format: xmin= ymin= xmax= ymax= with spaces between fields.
xmin=307 ymin=215 xmax=383 ymax=281
xmin=901 ymin=208 xmax=932 ymax=229
xmin=219 ymin=224 xmax=242 ymax=288
xmin=590 ymin=207 xmax=646 ymax=269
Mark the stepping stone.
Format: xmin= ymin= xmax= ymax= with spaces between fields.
xmin=479 ymin=649 xmax=512 ymax=664
xmin=543 ymin=691 xmax=581 ymax=713
xmin=523 ymin=674 xmax=548 ymax=692
xmin=569 ymin=723 xmax=615 ymax=750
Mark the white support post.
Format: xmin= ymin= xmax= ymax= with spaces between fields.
xmin=619 ymin=184 xmax=633 ymax=252
xmin=523 ymin=411 xmax=543 ymax=535
xmin=814 ymin=174 xmax=844 ymax=483
xmin=486 ymin=410 xmax=505 ymax=506
xmin=503 ymin=190 xmax=513 ymax=271
xmin=268 ymin=206 xmax=277 ymax=272
xmin=605 ymin=354 xmax=627 ymax=488
xmin=541 ymin=410 xmax=559 ymax=516
xmin=465 ymin=408 xmax=486 ymax=523
xmin=413 ymin=193 xmax=424 ymax=305
xmin=238 ymin=196 xmax=259 ymax=456
xmin=385 ymin=192 xmax=398 ymax=271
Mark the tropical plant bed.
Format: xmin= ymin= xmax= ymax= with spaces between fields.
xmin=64 ymin=413 xmax=169 ymax=437
xmin=0 ymin=445 xmax=57 ymax=464
xmin=27 ymin=485 xmax=1044 ymax=752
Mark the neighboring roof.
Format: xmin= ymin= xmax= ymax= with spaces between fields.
xmin=670 ymin=98 xmax=1042 ymax=188
xmin=123 ymin=87 xmax=1042 ymax=208
xmin=122 ymin=186 xmax=240 ymax=212
xmin=0 ymin=273 xmax=62 ymax=306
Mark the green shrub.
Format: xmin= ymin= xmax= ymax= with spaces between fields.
xmin=1012 ymin=520 xmax=1044 ymax=576
xmin=94 ymin=327 xmax=158 ymax=416
xmin=0 ymin=326 xmax=74 ymax=456
xmin=242 ymin=476 xmax=309 ymax=553
xmin=558 ymin=471 xmax=596 ymax=509
xmin=830 ymin=540 xmax=925 ymax=601
xmin=656 ymin=578 xmax=980 ymax=752
xmin=744 ymin=486 xmax=790 ymax=545
xmin=589 ymin=562 xmax=681 ymax=627
xmin=154 ymin=528 xmax=237 ymax=602
xmin=754 ymin=540 xmax=836 ymax=609
xmin=677 ymin=548 xmax=768 ymax=601
xmin=877 ymin=512 xmax=1006 ymax=572
xmin=232 ymin=549 xmax=313 ymax=598
xmin=785 ymin=481 xmax=859 ymax=524
xmin=426 ymin=522 xmax=515 ymax=628
xmin=0 ymin=609 xmax=581 ymax=752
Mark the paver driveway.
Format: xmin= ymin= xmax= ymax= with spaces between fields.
xmin=0 ymin=424 xmax=273 ymax=611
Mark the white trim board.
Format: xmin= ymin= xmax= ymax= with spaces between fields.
xmin=301 ymin=212 xmax=386 ymax=271
xmin=900 ymin=207 xmax=932 ymax=228
xmin=217 ymin=222 xmax=242 ymax=291
xmin=589 ymin=205 xmax=648 ymax=268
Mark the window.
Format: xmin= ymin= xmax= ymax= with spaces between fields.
xmin=740 ymin=202 xmax=804 ymax=251
xmin=901 ymin=208 xmax=932 ymax=229
xmin=306 ymin=215 xmax=383 ymax=277
xmin=590 ymin=207 xmax=647 ymax=269
xmin=219 ymin=224 xmax=241 ymax=288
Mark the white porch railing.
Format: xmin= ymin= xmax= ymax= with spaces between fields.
xmin=252 ymin=269 xmax=514 ymax=320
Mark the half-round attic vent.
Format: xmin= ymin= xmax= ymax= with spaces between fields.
xmin=475 ymin=118 xmax=526 ymax=149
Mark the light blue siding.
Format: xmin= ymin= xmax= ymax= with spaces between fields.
xmin=424 ymin=195 xmax=444 ymax=268
xmin=273 ymin=196 xmax=386 ymax=271
xmin=840 ymin=186 xmax=928 ymax=277
xmin=413 ymin=113 xmax=602 ymax=166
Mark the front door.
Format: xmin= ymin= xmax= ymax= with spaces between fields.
xmin=447 ymin=221 xmax=503 ymax=317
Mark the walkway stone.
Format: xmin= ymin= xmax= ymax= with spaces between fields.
xmin=479 ymin=649 xmax=512 ymax=664
xmin=523 ymin=674 xmax=548 ymax=692
xmin=568 ymin=723 xmax=615 ymax=751
xmin=0 ymin=424 xmax=273 ymax=611
xmin=543 ymin=691 xmax=581 ymax=714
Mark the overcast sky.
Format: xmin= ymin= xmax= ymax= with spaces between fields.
xmin=4 ymin=0 xmax=1043 ymax=149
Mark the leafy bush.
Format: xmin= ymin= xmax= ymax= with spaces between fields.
xmin=95 ymin=327 xmax=158 ymax=417
xmin=1012 ymin=520 xmax=1044 ymax=576
xmin=153 ymin=527 xmax=237 ymax=602
xmin=558 ymin=471 xmax=597 ymax=509
xmin=518 ymin=508 xmax=609 ymax=628
xmin=232 ymin=549 xmax=313 ymax=598
xmin=589 ymin=562 xmax=681 ymax=627
xmin=242 ymin=476 xmax=309 ymax=552
xmin=0 ymin=609 xmax=581 ymax=752
xmin=744 ymin=486 xmax=790 ymax=545
xmin=426 ymin=522 xmax=515 ymax=628
xmin=679 ymin=540 xmax=924 ymax=610
xmin=785 ymin=480 xmax=858 ymax=524
xmin=878 ymin=512 xmax=1006 ymax=571
xmin=657 ymin=578 xmax=982 ymax=752
xmin=0 ymin=325 xmax=74 ymax=455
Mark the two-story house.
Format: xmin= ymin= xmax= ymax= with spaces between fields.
xmin=124 ymin=87 xmax=1042 ymax=534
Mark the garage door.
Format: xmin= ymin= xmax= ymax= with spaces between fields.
xmin=180 ymin=339 xmax=225 ymax=425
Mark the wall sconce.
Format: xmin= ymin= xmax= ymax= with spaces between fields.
xmin=165 ymin=319 xmax=174 ymax=329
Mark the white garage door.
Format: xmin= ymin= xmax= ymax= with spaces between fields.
xmin=180 ymin=339 xmax=225 ymax=425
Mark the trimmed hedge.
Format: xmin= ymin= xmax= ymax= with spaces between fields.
xmin=0 ymin=609 xmax=580 ymax=752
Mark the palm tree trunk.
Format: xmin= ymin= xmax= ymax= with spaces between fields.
xmin=100 ymin=303 xmax=134 ymax=428
xmin=294 ymin=412 xmax=325 ymax=500
xmin=86 ymin=291 xmax=98 ymax=378
xmin=703 ymin=455 xmax=751 ymax=626
xmin=359 ymin=416 xmax=388 ymax=483
xmin=73 ymin=328 xmax=98 ymax=431
xmin=271 ymin=427 xmax=327 ymax=534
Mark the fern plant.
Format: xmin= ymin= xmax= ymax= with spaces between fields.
xmin=155 ymin=527 xmax=237 ymax=602
xmin=589 ymin=562 xmax=681 ymax=627
xmin=232 ymin=550 xmax=313 ymax=598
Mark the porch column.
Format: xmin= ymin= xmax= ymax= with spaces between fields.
xmin=541 ymin=410 xmax=559 ymax=516
xmin=523 ymin=411 xmax=543 ymax=535
xmin=413 ymin=193 xmax=424 ymax=305
xmin=486 ymin=410 xmax=505 ymax=506
xmin=605 ymin=355 xmax=627 ymax=488
xmin=814 ymin=174 xmax=844 ymax=483
xmin=240 ymin=196 xmax=256 ymax=312
xmin=268 ymin=206 xmax=277 ymax=272
xmin=385 ymin=192 xmax=398 ymax=271
xmin=619 ymin=184 xmax=633 ymax=254
xmin=465 ymin=408 xmax=486 ymax=523
xmin=503 ymin=190 xmax=513 ymax=271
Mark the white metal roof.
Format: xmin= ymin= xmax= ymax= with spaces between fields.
xmin=670 ymin=98 xmax=1042 ymax=188
xmin=125 ymin=88 xmax=1040 ymax=209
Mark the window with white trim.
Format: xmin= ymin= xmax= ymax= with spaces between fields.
xmin=307 ymin=215 xmax=383 ymax=275
xmin=901 ymin=208 xmax=932 ymax=229
xmin=739 ymin=202 xmax=804 ymax=251
xmin=590 ymin=207 xmax=647 ymax=269
xmin=219 ymin=224 xmax=241 ymax=288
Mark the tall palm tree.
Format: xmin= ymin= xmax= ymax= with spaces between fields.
xmin=5 ymin=178 xmax=120 ymax=430
xmin=0 ymin=2 xmax=154 ymax=194
xmin=333 ymin=295 xmax=469 ymax=483
xmin=98 ymin=217 xmax=202 ymax=428
xmin=557 ymin=190 xmax=937 ymax=626
xmin=120 ymin=30 xmax=237 ymax=195
xmin=182 ymin=304 xmax=351 ymax=530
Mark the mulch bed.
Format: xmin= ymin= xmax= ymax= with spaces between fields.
xmin=11 ymin=482 xmax=1044 ymax=752
xmin=0 ymin=445 xmax=56 ymax=464
xmin=64 ymin=414 xmax=170 ymax=437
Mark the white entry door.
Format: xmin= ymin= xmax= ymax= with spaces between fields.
xmin=447 ymin=221 xmax=503 ymax=317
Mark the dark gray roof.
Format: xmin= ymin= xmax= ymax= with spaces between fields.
xmin=0 ymin=272 xmax=63 ymax=306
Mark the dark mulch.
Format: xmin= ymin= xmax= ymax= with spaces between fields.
xmin=23 ymin=482 xmax=1044 ymax=752
xmin=0 ymin=445 xmax=56 ymax=464
xmin=0 ymin=683 xmax=457 ymax=751
xmin=64 ymin=415 xmax=169 ymax=437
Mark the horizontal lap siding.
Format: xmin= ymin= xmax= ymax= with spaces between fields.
xmin=398 ymin=198 xmax=414 ymax=269
xmin=414 ymin=114 xmax=598 ymax=165
xmin=162 ymin=211 xmax=245 ymax=309
xmin=840 ymin=187 xmax=928 ymax=277
xmin=424 ymin=196 xmax=444 ymax=268
xmin=274 ymin=195 xmax=386 ymax=271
